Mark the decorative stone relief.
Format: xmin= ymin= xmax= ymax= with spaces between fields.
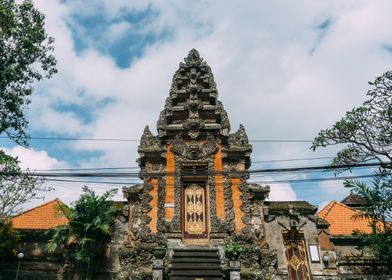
xmin=139 ymin=182 xmax=154 ymax=242
xmin=157 ymin=178 xmax=166 ymax=233
xmin=208 ymin=161 xmax=226 ymax=233
xmin=250 ymin=201 xmax=264 ymax=241
xmin=171 ymin=161 xmax=181 ymax=232
xmin=139 ymin=126 xmax=160 ymax=150
xmin=130 ymin=201 xmax=142 ymax=241
xmin=228 ymin=124 xmax=250 ymax=147
xmin=171 ymin=134 xmax=218 ymax=160
xmin=238 ymin=182 xmax=253 ymax=238
xmin=224 ymin=176 xmax=236 ymax=233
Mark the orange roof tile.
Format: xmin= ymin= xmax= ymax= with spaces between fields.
xmin=316 ymin=201 xmax=373 ymax=235
xmin=12 ymin=199 xmax=69 ymax=230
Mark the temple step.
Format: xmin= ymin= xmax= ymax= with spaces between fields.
xmin=169 ymin=248 xmax=223 ymax=280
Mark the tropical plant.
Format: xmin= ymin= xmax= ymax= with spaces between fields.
xmin=224 ymin=241 xmax=245 ymax=261
xmin=47 ymin=186 xmax=117 ymax=279
xmin=0 ymin=219 xmax=20 ymax=260
xmin=345 ymin=168 xmax=392 ymax=268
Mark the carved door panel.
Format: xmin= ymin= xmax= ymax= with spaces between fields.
xmin=283 ymin=232 xmax=311 ymax=280
xmin=183 ymin=184 xmax=208 ymax=239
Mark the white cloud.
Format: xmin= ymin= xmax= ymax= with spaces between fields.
xmin=318 ymin=180 xmax=350 ymax=201
xmin=1 ymin=146 xmax=65 ymax=170
xmin=12 ymin=0 xmax=392 ymax=207
xmin=267 ymin=182 xmax=298 ymax=201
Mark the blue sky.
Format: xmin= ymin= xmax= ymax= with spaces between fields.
xmin=2 ymin=0 xmax=392 ymax=211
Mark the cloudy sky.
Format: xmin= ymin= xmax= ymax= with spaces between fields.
xmin=2 ymin=0 xmax=392 ymax=211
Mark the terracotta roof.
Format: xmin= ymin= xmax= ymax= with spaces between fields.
xmin=341 ymin=193 xmax=366 ymax=205
xmin=12 ymin=199 xmax=69 ymax=230
xmin=316 ymin=201 xmax=373 ymax=235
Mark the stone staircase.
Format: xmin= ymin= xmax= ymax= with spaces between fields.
xmin=169 ymin=248 xmax=223 ymax=280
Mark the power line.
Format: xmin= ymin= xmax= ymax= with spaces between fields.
xmin=252 ymin=174 xmax=374 ymax=184
xmin=9 ymin=161 xmax=386 ymax=179
xmin=0 ymin=136 xmax=314 ymax=143
xmin=44 ymin=173 xmax=375 ymax=187
xmin=252 ymin=156 xmax=334 ymax=164
xmin=30 ymin=156 xmax=336 ymax=172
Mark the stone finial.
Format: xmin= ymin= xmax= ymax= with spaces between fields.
xmin=140 ymin=125 xmax=160 ymax=149
xmin=184 ymin=48 xmax=203 ymax=66
xmin=228 ymin=124 xmax=249 ymax=146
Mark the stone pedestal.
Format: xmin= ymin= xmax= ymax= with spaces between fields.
xmin=229 ymin=261 xmax=241 ymax=280
xmin=152 ymin=259 xmax=163 ymax=280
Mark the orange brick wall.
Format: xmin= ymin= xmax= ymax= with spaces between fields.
xmin=319 ymin=231 xmax=333 ymax=251
xmin=231 ymin=178 xmax=245 ymax=232
xmin=165 ymin=145 xmax=175 ymax=220
xmin=214 ymin=145 xmax=225 ymax=220
xmin=148 ymin=178 xmax=159 ymax=233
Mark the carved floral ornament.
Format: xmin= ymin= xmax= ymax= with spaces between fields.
xmin=170 ymin=134 xmax=218 ymax=160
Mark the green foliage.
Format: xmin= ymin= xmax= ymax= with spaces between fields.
xmin=311 ymin=71 xmax=392 ymax=169
xmin=0 ymin=220 xmax=20 ymax=260
xmin=0 ymin=0 xmax=57 ymax=146
xmin=312 ymin=71 xmax=392 ymax=267
xmin=47 ymin=186 xmax=117 ymax=278
xmin=345 ymin=169 xmax=392 ymax=267
xmin=0 ymin=150 xmax=50 ymax=216
xmin=224 ymin=241 xmax=246 ymax=261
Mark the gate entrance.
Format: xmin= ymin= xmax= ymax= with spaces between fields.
xmin=183 ymin=183 xmax=208 ymax=239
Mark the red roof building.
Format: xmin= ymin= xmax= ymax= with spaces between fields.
xmin=317 ymin=200 xmax=373 ymax=235
xmin=12 ymin=198 xmax=69 ymax=230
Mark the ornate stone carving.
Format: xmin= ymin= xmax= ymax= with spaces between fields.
xmin=157 ymin=178 xmax=166 ymax=232
xmin=239 ymin=182 xmax=253 ymax=238
xmin=184 ymin=48 xmax=203 ymax=66
xmin=157 ymin=111 xmax=167 ymax=138
xmin=183 ymin=114 xmax=205 ymax=139
xmin=250 ymin=201 xmax=264 ymax=241
xmin=228 ymin=124 xmax=250 ymax=147
xmin=130 ymin=201 xmax=142 ymax=241
xmin=171 ymin=161 xmax=181 ymax=232
xmin=140 ymin=126 xmax=160 ymax=149
xmin=139 ymin=182 xmax=154 ymax=242
xmin=208 ymin=161 xmax=226 ymax=233
xmin=224 ymin=177 xmax=236 ymax=233
xmin=171 ymin=134 xmax=218 ymax=160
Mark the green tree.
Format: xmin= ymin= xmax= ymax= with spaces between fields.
xmin=344 ymin=169 xmax=392 ymax=268
xmin=48 ymin=186 xmax=117 ymax=280
xmin=0 ymin=219 xmax=20 ymax=260
xmin=0 ymin=150 xmax=50 ymax=217
xmin=312 ymin=71 xmax=392 ymax=266
xmin=311 ymin=71 xmax=392 ymax=169
xmin=0 ymin=0 xmax=56 ymax=216
xmin=0 ymin=0 xmax=57 ymax=146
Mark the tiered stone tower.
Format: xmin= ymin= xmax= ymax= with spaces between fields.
xmin=122 ymin=49 xmax=270 ymax=278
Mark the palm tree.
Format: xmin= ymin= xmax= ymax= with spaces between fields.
xmin=344 ymin=168 xmax=392 ymax=269
xmin=48 ymin=186 xmax=117 ymax=279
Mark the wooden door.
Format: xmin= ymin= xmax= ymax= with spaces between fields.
xmin=183 ymin=184 xmax=208 ymax=239
xmin=283 ymin=231 xmax=311 ymax=280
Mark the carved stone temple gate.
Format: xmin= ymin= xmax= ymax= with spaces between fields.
xmin=121 ymin=49 xmax=270 ymax=279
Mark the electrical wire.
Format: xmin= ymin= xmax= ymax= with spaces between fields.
xmin=12 ymin=161 xmax=385 ymax=178
xmin=43 ymin=173 xmax=375 ymax=187
xmin=0 ymin=136 xmax=314 ymax=143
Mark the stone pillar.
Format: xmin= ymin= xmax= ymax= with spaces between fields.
xmin=229 ymin=261 xmax=241 ymax=280
xmin=152 ymin=259 xmax=163 ymax=280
